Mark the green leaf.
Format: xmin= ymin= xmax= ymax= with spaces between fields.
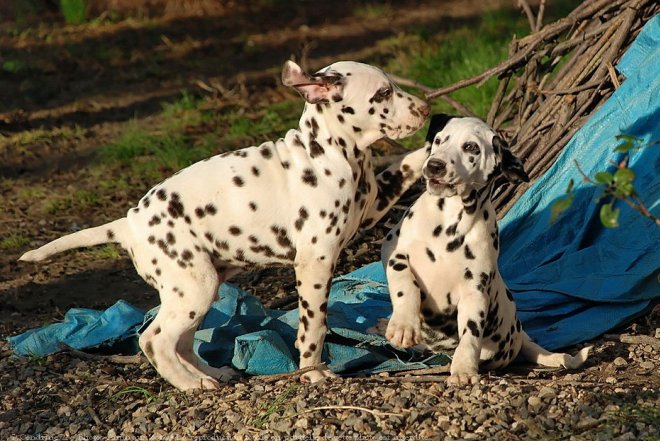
xmin=614 ymin=134 xmax=643 ymax=153
xmin=600 ymin=202 xmax=620 ymax=228
xmin=614 ymin=142 xmax=634 ymax=153
xmin=594 ymin=172 xmax=613 ymax=185
xmin=550 ymin=196 xmax=573 ymax=224
xmin=613 ymin=167 xmax=635 ymax=197
xmin=566 ymin=178 xmax=575 ymax=193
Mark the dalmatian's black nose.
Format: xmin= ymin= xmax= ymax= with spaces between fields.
xmin=425 ymin=159 xmax=447 ymax=178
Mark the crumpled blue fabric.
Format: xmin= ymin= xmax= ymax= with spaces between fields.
xmin=8 ymin=16 xmax=659 ymax=372
xmin=10 ymin=273 xmax=449 ymax=375
xmin=7 ymin=300 xmax=144 ymax=356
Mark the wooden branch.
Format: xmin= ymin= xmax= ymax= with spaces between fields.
xmin=58 ymin=343 xmax=143 ymax=364
xmin=535 ymin=0 xmax=547 ymax=31
xmin=518 ymin=0 xmax=537 ymax=32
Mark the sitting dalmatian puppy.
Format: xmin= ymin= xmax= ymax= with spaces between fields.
xmin=20 ymin=60 xmax=431 ymax=391
xmin=378 ymin=114 xmax=591 ymax=385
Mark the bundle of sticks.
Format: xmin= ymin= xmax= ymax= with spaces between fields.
xmin=395 ymin=0 xmax=658 ymax=216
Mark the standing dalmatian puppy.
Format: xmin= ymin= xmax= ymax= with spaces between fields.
xmin=377 ymin=115 xmax=590 ymax=385
xmin=20 ymin=60 xmax=431 ymax=391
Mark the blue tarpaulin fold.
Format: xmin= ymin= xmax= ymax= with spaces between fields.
xmin=8 ymin=16 xmax=659 ymax=372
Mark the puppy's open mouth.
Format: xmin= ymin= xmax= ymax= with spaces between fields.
xmin=426 ymin=178 xmax=457 ymax=197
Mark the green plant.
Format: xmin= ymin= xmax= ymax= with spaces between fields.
xmin=60 ymin=0 xmax=87 ymax=25
xmin=89 ymin=244 xmax=122 ymax=259
xmin=252 ymin=384 xmax=299 ymax=428
xmin=26 ymin=351 xmax=46 ymax=366
xmin=74 ymin=189 xmax=101 ymax=209
xmin=2 ymin=59 xmax=27 ymax=74
xmin=0 ymin=233 xmax=31 ymax=251
xmin=111 ymin=385 xmax=158 ymax=404
xmin=44 ymin=198 xmax=73 ymax=215
xmin=550 ymin=135 xmax=659 ymax=227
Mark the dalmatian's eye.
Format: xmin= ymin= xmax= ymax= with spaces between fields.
xmin=377 ymin=87 xmax=393 ymax=99
xmin=462 ymin=142 xmax=480 ymax=154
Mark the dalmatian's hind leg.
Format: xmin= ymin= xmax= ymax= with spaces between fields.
xmin=139 ymin=255 xmax=222 ymax=391
xmin=384 ymin=251 xmax=423 ymax=349
xmin=176 ymin=328 xmax=240 ymax=383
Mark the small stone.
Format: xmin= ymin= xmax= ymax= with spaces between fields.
xmin=605 ymin=376 xmax=617 ymax=384
xmin=475 ymin=410 xmax=489 ymax=424
xmin=577 ymin=416 xmax=598 ymax=429
xmin=538 ymin=387 xmax=557 ymax=400
xmin=613 ymin=357 xmax=628 ymax=367
xmin=639 ymin=361 xmax=654 ymax=369
xmin=294 ymin=417 xmax=308 ymax=429
xmin=527 ymin=396 xmax=542 ymax=410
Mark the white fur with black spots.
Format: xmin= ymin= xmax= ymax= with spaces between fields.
xmin=373 ymin=115 xmax=591 ymax=386
xmin=20 ymin=60 xmax=430 ymax=391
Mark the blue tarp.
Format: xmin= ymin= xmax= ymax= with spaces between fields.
xmin=498 ymin=14 xmax=660 ymax=350
xmin=8 ymin=16 xmax=659 ymax=372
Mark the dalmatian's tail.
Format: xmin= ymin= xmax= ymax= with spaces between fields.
xmin=520 ymin=332 xmax=591 ymax=369
xmin=19 ymin=218 xmax=128 ymax=262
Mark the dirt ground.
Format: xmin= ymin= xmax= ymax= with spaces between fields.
xmin=0 ymin=0 xmax=658 ymax=439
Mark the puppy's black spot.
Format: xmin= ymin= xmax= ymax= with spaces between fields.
xmin=302 ymin=169 xmax=318 ymax=187
xmin=464 ymin=244 xmax=475 ymax=260
xmin=144 ymin=342 xmax=154 ymax=359
xmin=467 ymin=320 xmax=480 ymax=337
xmin=446 ymin=236 xmax=465 ymax=252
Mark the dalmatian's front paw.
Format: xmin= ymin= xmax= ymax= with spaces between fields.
xmin=301 ymin=366 xmax=337 ymax=383
xmin=385 ymin=314 xmax=422 ymax=348
xmin=448 ymin=358 xmax=479 ymax=386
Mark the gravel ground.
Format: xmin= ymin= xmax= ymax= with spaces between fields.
xmin=1 ymin=310 xmax=658 ymax=440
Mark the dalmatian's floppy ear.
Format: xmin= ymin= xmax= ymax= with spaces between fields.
xmin=282 ymin=60 xmax=344 ymax=104
xmin=493 ymin=135 xmax=530 ymax=183
xmin=425 ymin=114 xmax=458 ymax=143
